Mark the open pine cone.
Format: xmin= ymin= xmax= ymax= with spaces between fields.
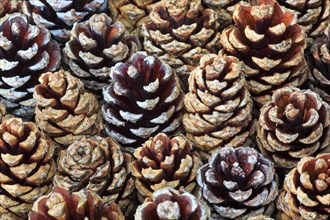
xmin=64 ymin=13 xmax=141 ymax=95
xmin=183 ymin=53 xmax=256 ymax=155
xmin=135 ymin=188 xmax=211 ymax=220
xmin=0 ymin=103 xmax=6 ymax=123
xmin=197 ymin=146 xmax=278 ymax=219
xmin=307 ymin=25 xmax=330 ymax=104
xmin=53 ymin=136 xmax=136 ymax=217
xmin=33 ymin=70 xmax=103 ymax=151
xmin=221 ymin=0 xmax=308 ymax=106
xmin=0 ymin=118 xmax=56 ymax=219
xmin=102 ymin=52 xmax=184 ymax=152
xmin=0 ymin=13 xmax=61 ymax=119
xmin=277 ymin=153 xmax=330 ymax=220
xmin=143 ymin=0 xmax=224 ymax=90
xmin=29 ymin=187 xmax=124 ymax=220
xmin=257 ymin=87 xmax=330 ymax=171
xmin=0 ymin=0 xmax=24 ymax=18
xmin=24 ymin=0 xmax=108 ymax=43
xmin=131 ymin=133 xmax=201 ymax=202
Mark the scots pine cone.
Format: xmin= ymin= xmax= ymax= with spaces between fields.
xmin=307 ymin=25 xmax=330 ymax=104
xmin=102 ymin=52 xmax=184 ymax=152
xmin=256 ymin=87 xmax=330 ymax=170
xmin=143 ymin=0 xmax=223 ymax=89
xmin=0 ymin=118 xmax=56 ymax=219
xmin=33 ymin=70 xmax=103 ymax=150
xmin=197 ymin=146 xmax=278 ymax=219
xmin=221 ymin=0 xmax=308 ymax=106
xmin=131 ymin=133 xmax=202 ymax=202
xmin=29 ymin=187 xmax=124 ymax=220
xmin=183 ymin=54 xmax=256 ymax=155
xmin=53 ymin=136 xmax=136 ymax=217
xmin=24 ymin=0 xmax=108 ymax=43
xmin=64 ymin=13 xmax=141 ymax=95
xmin=135 ymin=188 xmax=211 ymax=220
xmin=0 ymin=13 xmax=61 ymax=119
xmin=0 ymin=0 xmax=24 ymax=18
xmin=277 ymin=153 xmax=330 ymax=220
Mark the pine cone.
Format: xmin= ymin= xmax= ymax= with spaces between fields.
xmin=29 ymin=187 xmax=124 ymax=220
xmin=53 ymin=136 xmax=137 ymax=217
xmin=0 ymin=118 xmax=56 ymax=219
xmin=108 ymin=0 xmax=162 ymax=35
xmin=33 ymin=70 xmax=103 ymax=151
xmin=0 ymin=103 xmax=6 ymax=123
xmin=143 ymin=0 xmax=224 ymax=90
xmin=276 ymin=153 xmax=330 ymax=220
xmin=257 ymin=87 xmax=330 ymax=170
xmin=102 ymin=52 xmax=184 ymax=152
xmin=24 ymin=0 xmax=108 ymax=43
xmin=221 ymin=0 xmax=308 ymax=106
xmin=0 ymin=13 xmax=61 ymax=119
xmin=63 ymin=13 xmax=141 ymax=95
xmin=307 ymin=25 xmax=330 ymax=104
xmin=0 ymin=0 xmax=24 ymax=18
xmin=183 ymin=54 xmax=256 ymax=155
xmin=247 ymin=215 xmax=274 ymax=220
xmin=135 ymin=188 xmax=211 ymax=220
xmin=197 ymin=146 xmax=278 ymax=219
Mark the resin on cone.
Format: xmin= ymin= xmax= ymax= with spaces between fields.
xmin=221 ymin=0 xmax=308 ymax=106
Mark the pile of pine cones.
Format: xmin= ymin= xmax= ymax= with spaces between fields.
xmin=0 ymin=0 xmax=329 ymax=219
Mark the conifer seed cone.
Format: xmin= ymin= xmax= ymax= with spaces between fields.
xmin=0 ymin=0 xmax=24 ymax=18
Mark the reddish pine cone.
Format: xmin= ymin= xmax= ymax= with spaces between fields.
xmin=0 ymin=0 xmax=24 ymax=18
xmin=135 ymin=188 xmax=211 ymax=220
xmin=102 ymin=52 xmax=184 ymax=152
xmin=0 ymin=13 xmax=61 ymax=119
xmin=221 ymin=0 xmax=308 ymax=106
xmin=257 ymin=87 xmax=330 ymax=170
xmin=183 ymin=53 xmax=256 ymax=154
xmin=53 ymin=136 xmax=136 ymax=217
xmin=0 ymin=118 xmax=56 ymax=219
xmin=34 ymin=70 xmax=103 ymax=150
xmin=29 ymin=187 xmax=124 ymax=220
xmin=64 ymin=13 xmax=141 ymax=95
xmin=131 ymin=133 xmax=202 ymax=202
xmin=277 ymin=153 xmax=330 ymax=220
xmin=197 ymin=146 xmax=278 ymax=219
xmin=307 ymin=25 xmax=330 ymax=104
xmin=24 ymin=0 xmax=108 ymax=43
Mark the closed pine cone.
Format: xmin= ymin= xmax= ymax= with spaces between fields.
xmin=0 ymin=13 xmax=61 ymax=119
xmin=183 ymin=53 xmax=256 ymax=156
xmin=135 ymin=188 xmax=211 ymax=220
xmin=64 ymin=13 xmax=141 ymax=96
xmin=33 ymin=70 xmax=103 ymax=151
xmin=53 ymin=136 xmax=136 ymax=217
xmin=29 ymin=187 xmax=124 ymax=220
xmin=131 ymin=133 xmax=202 ymax=202
xmin=197 ymin=146 xmax=278 ymax=219
xmin=257 ymin=87 xmax=330 ymax=171
xmin=221 ymin=0 xmax=308 ymax=106
xmin=276 ymin=153 xmax=330 ymax=220
xmin=0 ymin=118 xmax=56 ymax=219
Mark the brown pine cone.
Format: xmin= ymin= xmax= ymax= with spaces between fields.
xmin=143 ymin=0 xmax=224 ymax=90
xmin=0 ymin=13 xmax=61 ymax=119
xmin=0 ymin=118 xmax=56 ymax=219
xmin=24 ymin=0 xmax=108 ymax=43
xmin=307 ymin=25 xmax=330 ymax=104
xmin=221 ymin=0 xmax=308 ymax=106
xmin=63 ymin=13 xmax=141 ymax=95
xmin=108 ymin=0 xmax=162 ymax=35
xmin=53 ymin=136 xmax=136 ymax=217
xmin=197 ymin=146 xmax=278 ymax=219
xmin=131 ymin=133 xmax=202 ymax=202
xmin=29 ymin=187 xmax=124 ymax=220
xmin=135 ymin=188 xmax=211 ymax=220
xmin=0 ymin=0 xmax=24 ymax=17
xmin=256 ymin=87 xmax=330 ymax=170
xmin=276 ymin=153 xmax=330 ymax=220
xmin=183 ymin=54 xmax=256 ymax=155
xmin=102 ymin=52 xmax=184 ymax=152
xmin=0 ymin=103 xmax=6 ymax=123
xmin=33 ymin=70 xmax=103 ymax=151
